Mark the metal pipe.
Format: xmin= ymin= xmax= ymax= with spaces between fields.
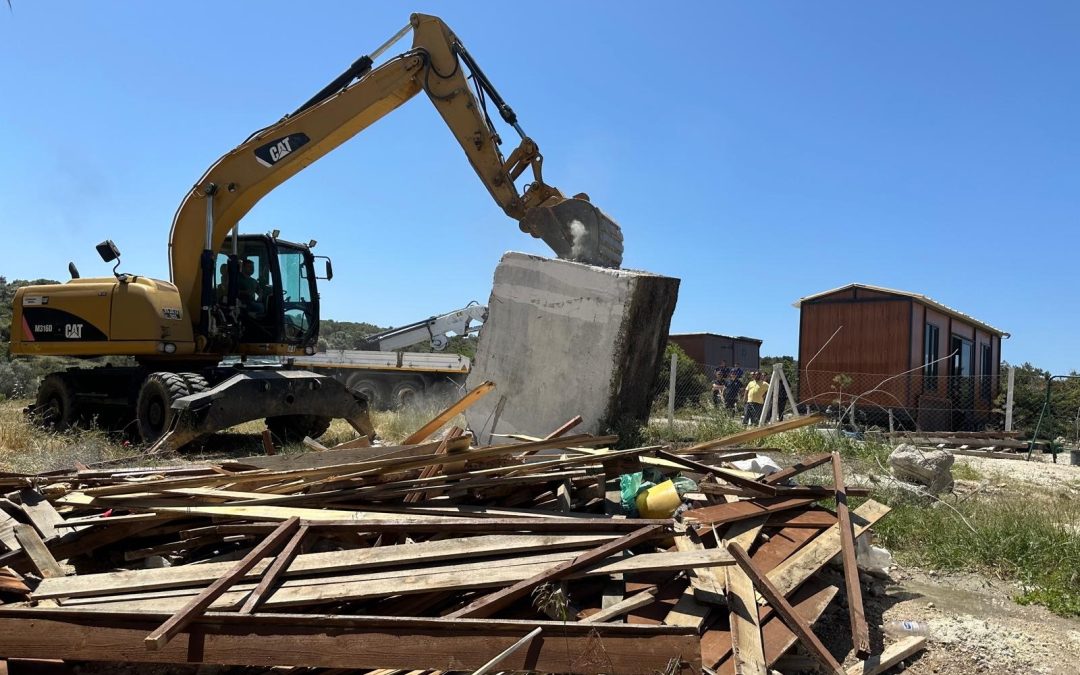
xmin=371 ymin=22 xmax=413 ymax=61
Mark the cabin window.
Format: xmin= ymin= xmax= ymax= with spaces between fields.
xmin=980 ymin=343 xmax=993 ymax=400
xmin=924 ymin=323 xmax=940 ymax=390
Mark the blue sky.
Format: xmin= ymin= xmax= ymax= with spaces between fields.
xmin=1 ymin=2 xmax=1077 ymax=372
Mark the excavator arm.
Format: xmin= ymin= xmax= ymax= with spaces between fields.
xmin=169 ymin=13 xmax=623 ymax=332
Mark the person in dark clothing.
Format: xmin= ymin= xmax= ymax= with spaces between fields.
xmin=723 ymin=369 xmax=742 ymax=412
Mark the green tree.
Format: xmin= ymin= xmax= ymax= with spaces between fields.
xmin=652 ymin=342 xmax=709 ymax=408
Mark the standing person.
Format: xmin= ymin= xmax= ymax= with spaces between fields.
xmin=711 ymin=368 xmax=725 ymax=408
xmin=723 ymin=369 xmax=741 ymax=412
xmin=743 ymin=371 xmax=769 ymax=426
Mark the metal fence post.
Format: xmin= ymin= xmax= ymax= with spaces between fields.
xmin=1004 ymin=366 xmax=1016 ymax=432
xmin=667 ymin=352 xmax=677 ymax=428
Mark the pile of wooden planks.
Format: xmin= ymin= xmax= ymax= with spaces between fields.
xmin=887 ymin=429 xmax=1040 ymax=460
xmin=0 ymin=404 xmax=918 ymax=674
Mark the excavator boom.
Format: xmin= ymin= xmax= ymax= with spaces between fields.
xmin=170 ymin=13 xmax=623 ymax=331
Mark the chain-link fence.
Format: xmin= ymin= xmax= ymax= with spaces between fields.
xmin=650 ymin=355 xmax=1011 ymax=433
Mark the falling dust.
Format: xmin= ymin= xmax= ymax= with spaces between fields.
xmin=569 ymin=219 xmax=588 ymax=260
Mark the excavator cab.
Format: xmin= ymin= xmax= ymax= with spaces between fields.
xmin=212 ymin=233 xmax=322 ymax=353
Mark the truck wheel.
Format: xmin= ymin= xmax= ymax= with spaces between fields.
xmin=391 ymin=380 xmax=424 ymax=409
xmin=135 ymin=372 xmax=191 ymax=444
xmin=33 ymin=374 xmax=79 ymax=431
xmin=266 ymin=415 xmax=332 ymax=444
xmin=346 ymin=376 xmax=387 ymax=410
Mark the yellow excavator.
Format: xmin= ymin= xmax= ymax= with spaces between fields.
xmin=8 ymin=13 xmax=624 ymax=448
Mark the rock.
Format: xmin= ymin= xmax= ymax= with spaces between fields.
xmin=888 ymin=443 xmax=954 ymax=493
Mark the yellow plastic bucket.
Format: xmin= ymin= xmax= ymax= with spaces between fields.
xmin=635 ymin=480 xmax=681 ymax=519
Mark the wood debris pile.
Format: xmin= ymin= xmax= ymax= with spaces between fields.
xmin=886 ymin=429 xmax=1041 ymax=461
xmin=0 ymin=395 xmax=924 ymax=674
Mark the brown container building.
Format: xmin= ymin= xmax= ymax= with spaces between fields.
xmin=669 ymin=333 xmax=762 ymax=372
xmin=795 ymin=284 xmax=1008 ymax=430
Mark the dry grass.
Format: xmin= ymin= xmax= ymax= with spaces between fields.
xmin=0 ymin=396 xmax=465 ymax=474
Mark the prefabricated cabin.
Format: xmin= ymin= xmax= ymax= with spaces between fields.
xmin=794 ymin=284 xmax=1007 ymax=430
xmin=669 ymin=333 xmax=762 ymax=372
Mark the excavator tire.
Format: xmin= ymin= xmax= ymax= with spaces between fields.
xmin=33 ymin=373 xmax=79 ymax=431
xmin=266 ymin=414 xmax=332 ymax=445
xmin=135 ymin=372 xmax=192 ymax=444
xmin=178 ymin=372 xmax=210 ymax=395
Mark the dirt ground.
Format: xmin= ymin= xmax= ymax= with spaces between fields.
xmin=955 ymin=451 xmax=1080 ymax=493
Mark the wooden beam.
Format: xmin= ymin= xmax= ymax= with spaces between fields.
xmin=544 ymin=415 xmax=583 ymax=439
xmin=239 ymin=524 xmax=308 ymax=614
xmin=470 ymin=626 xmax=542 ymax=675
xmin=727 ymin=543 xmax=844 ymax=675
xmin=845 ymin=635 xmax=926 ymax=675
xmin=260 ymin=429 xmax=277 ymax=455
xmin=832 ymin=453 xmax=870 ymax=658
xmin=35 ymin=533 xmax=621 ymax=600
xmin=679 ymin=415 xmax=824 ymax=454
xmin=144 ymin=517 xmax=300 ymax=650
xmin=446 ymin=525 xmax=665 ymax=619
xmin=12 ymin=525 xmax=64 ymax=579
xmin=581 ymin=588 xmax=657 ymax=623
xmin=762 ymin=453 xmax=832 ymax=485
xmin=768 ymin=500 xmax=891 ymax=597
xmin=402 ymin=381 xmax=495 ymax=445
xmin=18 ymin=489 xmax=63 ymax=540
xmin=653 ymin=450 xmax=777 ymax=496
xmin=684 ymin=498 xmax=815 ymax=526
xmin=765 ymin=509 xmax=837 ymax=529
xmin=724 ymin=561 xmax=766 ymax=675
xmin=0 ymin=610 xmax=701 ymax=674
xmin=713 ymin=580 xmax=839 ymax=674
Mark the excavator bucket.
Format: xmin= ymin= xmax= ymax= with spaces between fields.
xmin=522 ymin=196 xmax=625 ymax=268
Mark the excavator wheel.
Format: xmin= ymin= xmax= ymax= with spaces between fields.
xmin=266 ymin=414 xmax=332 ymax=445
xmin=178 ymin=372 xmax=210 ymax=395
xmin=135 ymin=372 xmax=192 ymax=444
xmin=33 ymin=373 xmax=79 ymax=431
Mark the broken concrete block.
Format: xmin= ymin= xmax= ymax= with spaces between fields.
xmin=465 ymin=252 xmax=679 ymax=440
xmin=888 ymin=444 xmax=954 ymax=493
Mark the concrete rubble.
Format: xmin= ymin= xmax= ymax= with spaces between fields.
xmin=465 ymin=252 xmax=679 ymax=440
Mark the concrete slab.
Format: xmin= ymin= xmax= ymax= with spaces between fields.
xmin=465 ymin=252 xmax=679 ymax=440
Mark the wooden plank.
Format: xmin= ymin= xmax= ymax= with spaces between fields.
xmin=402 ymin=381 xmax=494 ymax=445
xmin=679 ymin=415 xmax=824 ymax=454
xmin=714 ymin=580 xmax=839 ymax=674
xmin=0 ymin=510 xmax=21 ymax=552
xmin=765 ymin=508 xmax=837 ymax=529
xmin=674 ymin=522 xmax=725 ymax=604
xmin=447 ymin=525 xmax=665 ymax=618
xmin=684 ymin=498 xmax=815 ymax=526
xmin=727 ymin=543 xmax=845 ymax=675
xmin=581 ymin=588 xmax=657 ymax=623
xmin=769 ymin=500 xmax=891 ymax=597
xmin=544 ymin=415 xmax=583 ymax=439
xmin=948 ymin=447 xmax=1028 ymax=461
xmin=64 ymin=549 xmax=733 ymax=613
xmin=762 ymin=453 xmax=832 ymax=485
xmin=751 ymin=527 xmax=819 ymax=573
xmin=653 ymin=450 xmax=777 ymax=496
xmin=0 ymin=610 xmax=700 ymax=674
xmin=18 ymin=489 xmax=63 ymax=540
xmin=260 ymin=429 xmax=277 ymax=455
xmin=239 ymin=524 xmax=308 ymax=614
xmin=832 ymin=453 xmax=870 ymax=658
xmin=36 ymin=533 xmax=621 ymax=600
xmin=144 ymin=517 xmax=300 ymax=650
xmin=663 ymin=582 xmax=712 ymax=629
xmin=12 ymin=525 xmax=64 ymax=579
xmin=724 ymin=562 xmax=766 ymax=675
xmin=845 ymin=635 xmax=926 ymax=675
